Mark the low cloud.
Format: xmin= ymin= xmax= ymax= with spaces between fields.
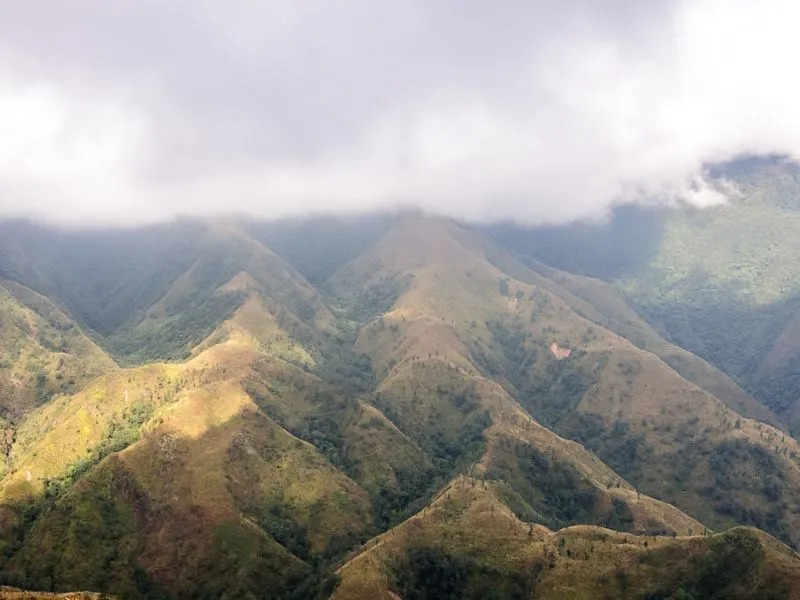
xmin=0 ymin=0 xmax=797 ymax=225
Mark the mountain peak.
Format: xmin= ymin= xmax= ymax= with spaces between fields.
xmin=2 ymin=205 xmax=800 ymax=598
xmin=329 ymin=213 xmax=490 ymax=287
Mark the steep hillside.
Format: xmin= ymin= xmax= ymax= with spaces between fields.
xmin=333 ymin=215 xmax=800 ymax=547
xmin=481 ymin=246 xmax=778 ymax=425
xmin=105 ymin=222 xmax=334 ymax=364
xmin=0 ymin=297 xmax=372 ymax=598
xmin=0 ymin=279 xmax=115 ymax=424
xmin=0 ymin=220 xmax=208 ymax=336
xmin=2 ymin=211 xmax=800 ymax=598
xmin=0 ymin=244 xmax=365 ymax=597
xmin=480 ymin=155 xmax=800 ymax=436
xmin=0 ymin=220 xmax=332 ymax=366
xmin=247 ymin=213 xmax=398 ymax=284
xmin=334 ymin=477 xmax=800 ymax=600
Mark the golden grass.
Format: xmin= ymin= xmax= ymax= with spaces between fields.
xmin=6 ymin=214 xmax=800 ymax=597
xmin=0 ymin=362 xmax=181 ymax=499
xmin=334 ymin=475 xmax=800 ymax=600
xmin=368 ymin=338 xmax=703 ymax=536
xmin=0 ymin=281 xmax=116 ymax=422
xmin=336 ymin=215 xmax=800 ymax=544
xmin=522 ymin=259 xmax=778 ymax=424
xmin=341 ymin=217 xmax=707 ymax=535
xmin=0 ymin=589 xmax=107 ymax=599
xmin=0 ymin=287 xmax=318 ymax=503
xmin=1 ymin=330 xmax=376 ymax=595
xmin=120 ymin=390 xmax=374 ymax=552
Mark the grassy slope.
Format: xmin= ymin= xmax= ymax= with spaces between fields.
xmin=333 ymin=476 xmax=800 ymax=600
xmin=0 ymin=280 xmax=115 ymax=424
xmin=0 ymin=328 xmax=373 ymax=597
xmin=614 ymin=162 xmax=800 ymax=431
xmin=4 ymin=212 xmax=800 ymax=597
xmin=333 ymin=215 xmax=800 ymax=547
xmin=623 ymin=159 xmax=800 ymax=307
xmin=208 ymin=287 xmax=436 ymax=525
xmin=486 ymin=267 xmax=800 ymax=546
xmin=498 ymin=252 xmax=779 ymax=425
xmin=0 ymin=219 xmax=333 ymax=367
xmin=330 ymin=217 xmax=704 ymax=535
xmin=480 ymin=158 xmax=800 ymax=436
xmin=104 ymin=222 xmax=335 ymax=365
xmin=0 ymin=257 xmax=377 ymax=597
xmin=0 ymin=237 xmax=494 ymax=598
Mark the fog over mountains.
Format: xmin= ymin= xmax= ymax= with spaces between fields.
xmin=1 ymin=156 xmax=800 ymax=597
xmin=2 ymin=0 xmax=800 ymax=225
xmin=3 ymin=2 xmax=800 ymax=598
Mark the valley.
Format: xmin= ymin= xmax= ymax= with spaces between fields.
xmin=0 ymin=206 xmax=798 ymax=598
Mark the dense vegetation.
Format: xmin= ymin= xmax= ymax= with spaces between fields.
xmin=343 ymin=500 xmax=796 ymax=600
xmin=392 ymin=547 xmax=532 ymax=600
xmin=480 ymin=203 xmax=670 ymax=280
xmin=373 ymin=375 xmax=491 ymax=526
xmin=484 ymin=316 xmax=602 ymax=428
xmin=2 ymin=201 xmax=800 ymax=598
xmin=486 ymin=441 xmax=636 ymax=532
xmin=646 ymin=529 xmax=784 ymax=600
xmin=479 ymin=156 xmax=800 ymax=436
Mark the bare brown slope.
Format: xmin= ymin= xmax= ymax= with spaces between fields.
xmin=331 ymin=215 xmax=800 ymax=547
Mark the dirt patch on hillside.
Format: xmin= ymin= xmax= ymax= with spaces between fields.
xmin=550 ymin=343 xmax=571 ymax=360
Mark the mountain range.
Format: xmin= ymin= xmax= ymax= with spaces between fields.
xmin=1 ymin=157 xmax=800 ymax=598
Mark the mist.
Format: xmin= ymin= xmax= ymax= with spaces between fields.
xmin=0 ymin=0 xmax=797 ymax=226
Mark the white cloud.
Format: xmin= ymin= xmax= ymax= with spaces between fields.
xmin=0 ymin=0 xmax=798 ymax=225
xmin=0 ymin=77 xmax=155 ymax=224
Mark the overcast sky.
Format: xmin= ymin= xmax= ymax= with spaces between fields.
xmin=0 ymin=0 xmax=797 ymax=226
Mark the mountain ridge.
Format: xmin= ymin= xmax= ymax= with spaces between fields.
xmin=0 ymin=210 xmax=798 ymax=598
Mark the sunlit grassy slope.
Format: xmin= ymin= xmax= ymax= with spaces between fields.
xmin=0 ymin=288 xmax=373 ymax=597
xmin=0 ymin=280 xmax=115 ymax=424
xmin=2 ymin=211 xmax=800 ymax=598
xmin=488 ymin=248 xmax=780 ymax=425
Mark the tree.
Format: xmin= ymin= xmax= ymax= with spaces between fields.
xmin=498 ymin=279 xmax=510 ymax=297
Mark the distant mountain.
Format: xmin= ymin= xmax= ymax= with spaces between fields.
xmin=480 ymin=155 xmax=800 ymax=437
xmin=0 ymin=209 xmax=798 ymax=598
xmin=0 ymin=278 xmax=114 ymax=424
